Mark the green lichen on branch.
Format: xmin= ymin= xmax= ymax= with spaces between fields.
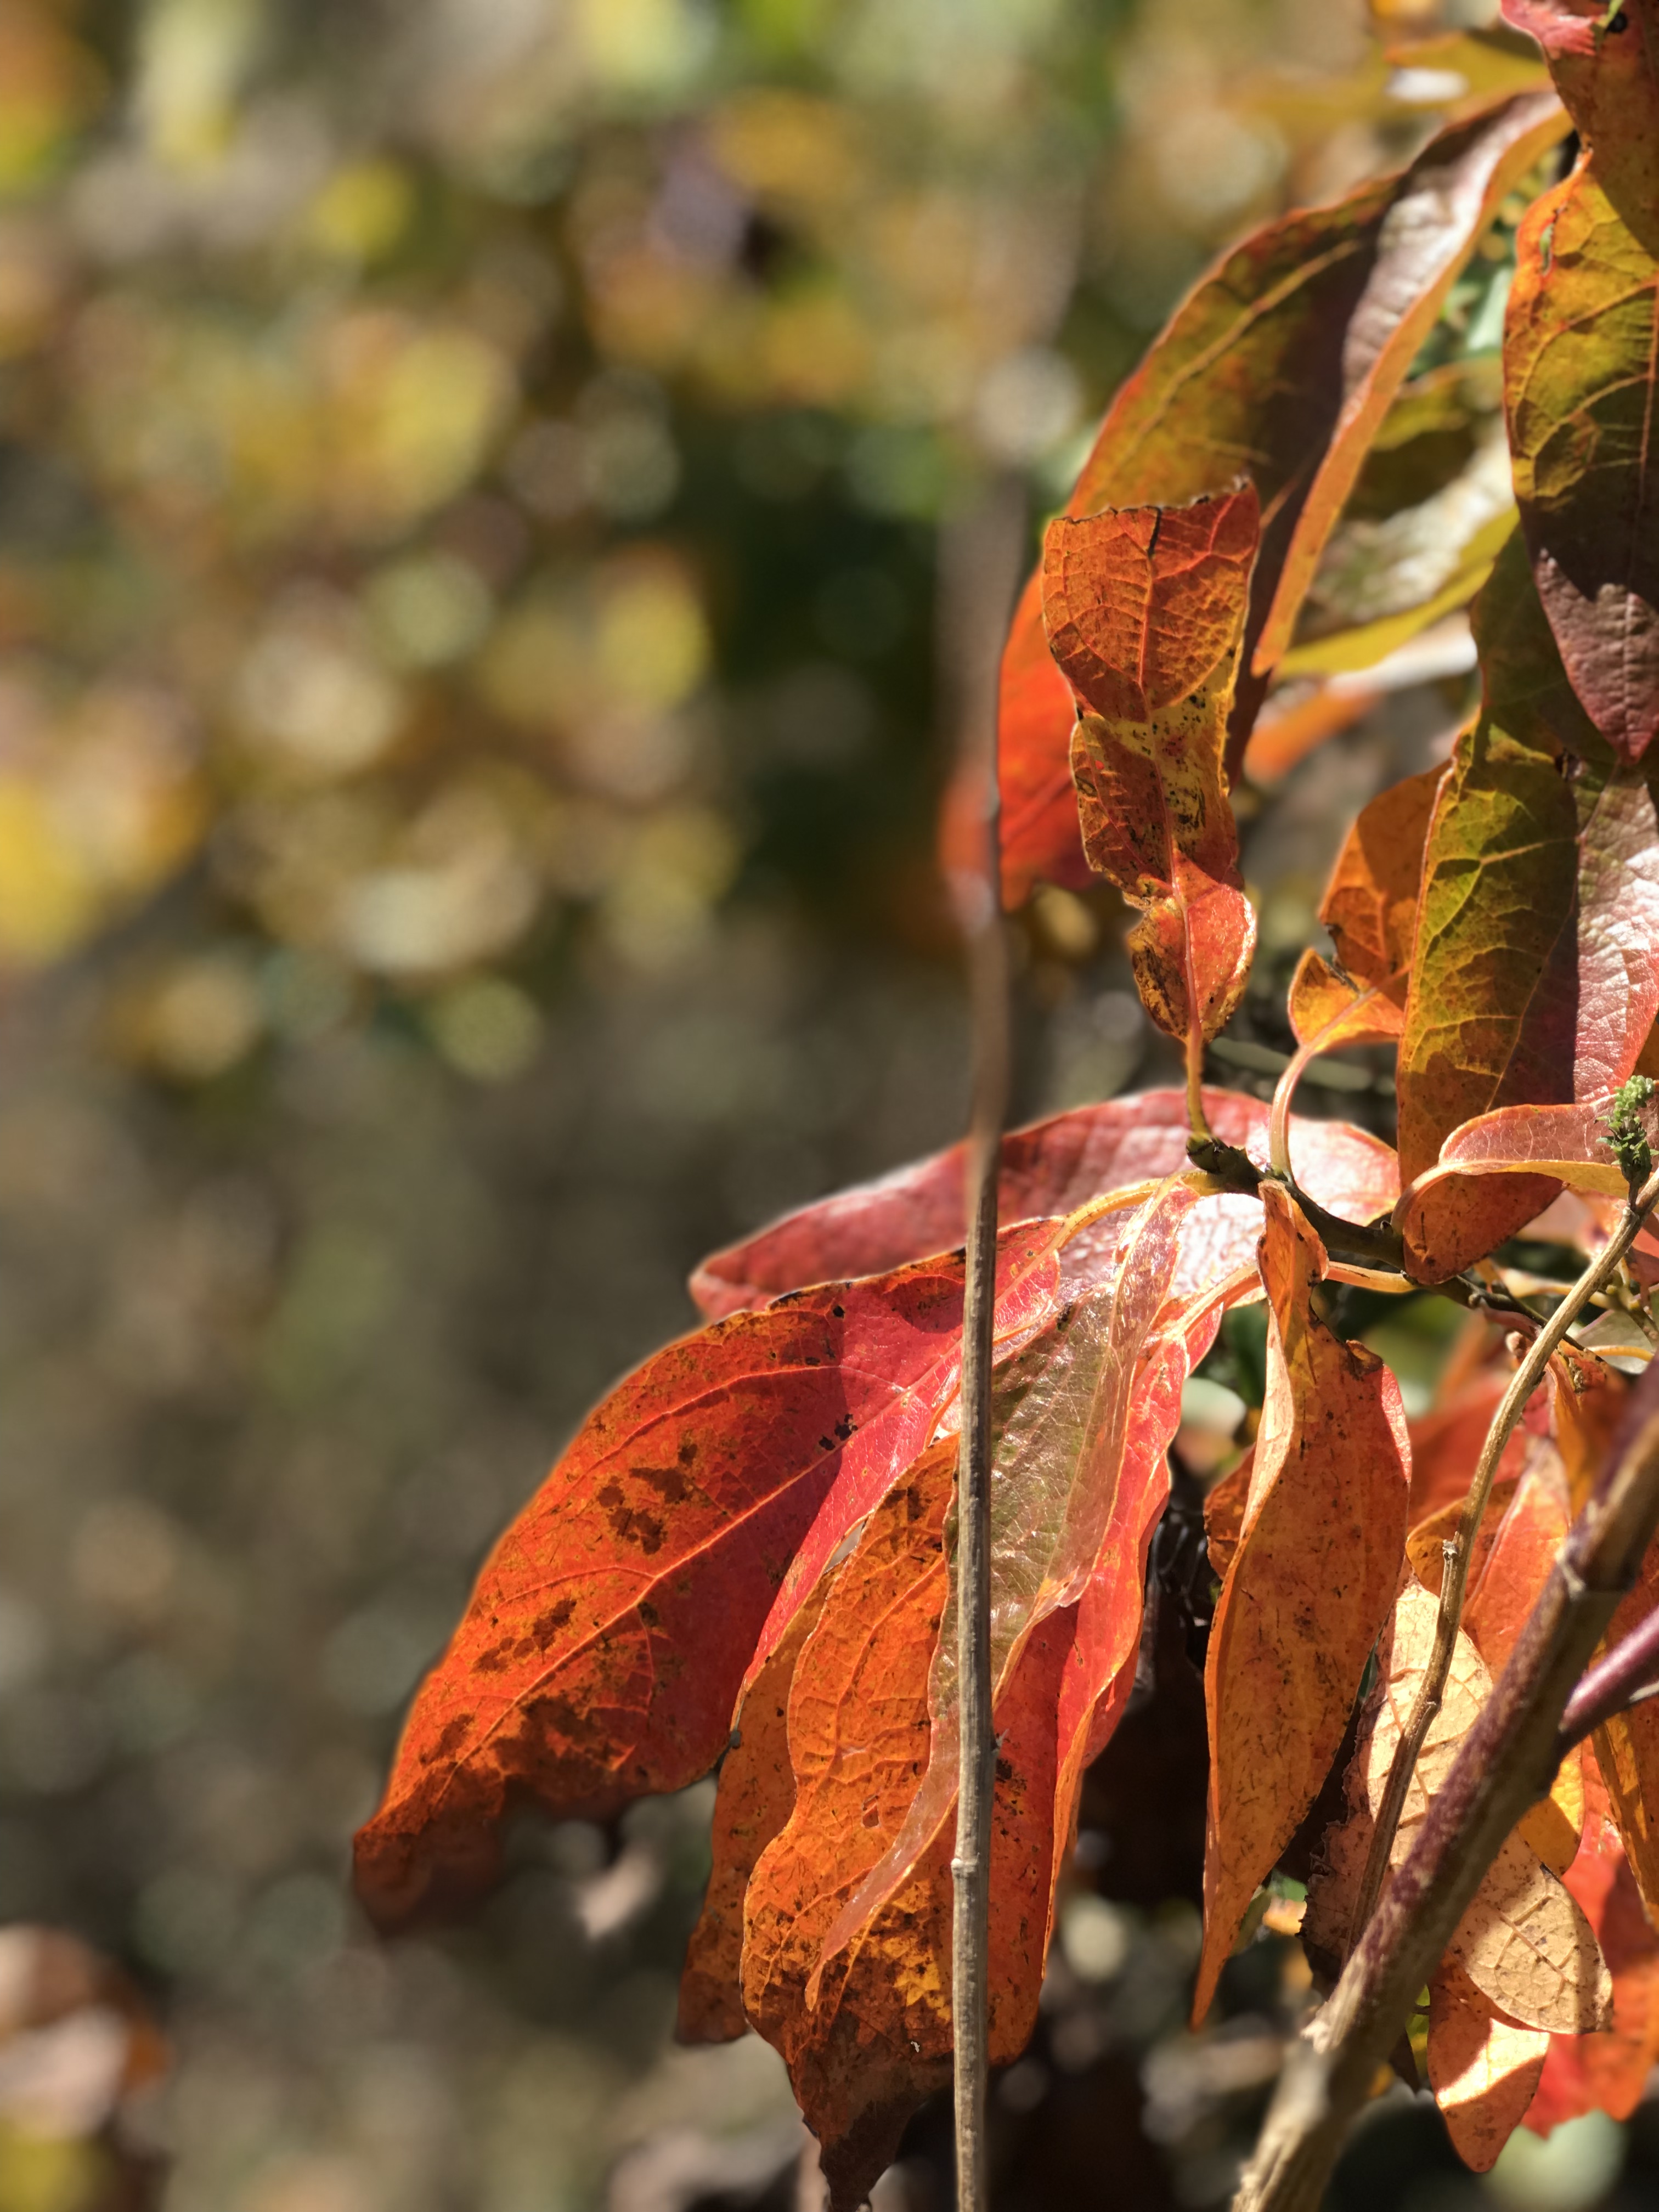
xmin=1608 ymin=1076 xmax=1657 ymax=1192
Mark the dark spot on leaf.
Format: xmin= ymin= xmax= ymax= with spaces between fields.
xmin=421 ymin=1713 xmax=473 ymax=1765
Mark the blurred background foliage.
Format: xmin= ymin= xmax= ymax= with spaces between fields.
xmin=5 ymin=1 xmax=1647 ymax=2209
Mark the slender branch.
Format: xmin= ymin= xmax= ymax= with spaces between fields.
xmin=1184 ymin=1131 xmax=1404 ymax=1277
xmin=1233 ymin=1367 xmax=1659 ymax=2212
xmin=1351 ymin=1166 xmax=1659 ymax=1938
xmin=939 ymin=482 xmax=1023 ymax=2212
xmin=1559 ymin=1599 xmax=1659 ymax=1750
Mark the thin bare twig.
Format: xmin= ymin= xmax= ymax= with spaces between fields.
xmin=1232 ymin=1359 xmax=1659 ymax=2212
xmin=1559 ymin=1598 xmax=1659 ymax=1750
xmin=1350 ymin=1166 xmax=1659 ymax=1940
xmin=939 ymin=482 xmax=1024 ymax=2212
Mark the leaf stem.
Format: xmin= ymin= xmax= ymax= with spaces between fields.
xmin=1348 ymin=1166 xmax=1659 ymax=1971
xmin=940 ymin=483 xmax=1022 ymax=2212
xmin=1233 ymin=1363 xmax=1659 ymax=2212
xmin=1267 ymin=988 xmax=1380 ymax=1180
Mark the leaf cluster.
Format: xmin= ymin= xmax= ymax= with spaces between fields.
xmin=354 ymin=5 xmax=1659 ymax=2199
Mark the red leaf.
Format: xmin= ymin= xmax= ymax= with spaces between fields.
xmin=1396 ymin=1093 xmax=1632 ymax=1281
xmin=1195 ymin=1186 xmax=1410 ymax=2022
xmin=691 ymin=1085 xmax=1398 ymax=1321
xmin=351 ymin=1220 xmax=1064 ymax=1931
xmin=1047 ymin=488 xmax=1260 ymax=1046
xmin=738 ymin=1442 xmax=1075 ymax=2211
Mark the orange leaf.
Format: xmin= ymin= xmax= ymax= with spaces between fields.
xmin=1527 ymin=1743 xmax=1659 ymax=2136
xmin=1047 ymin=489 xmax=1260 ymax=1047
xmin=738 ymin=1443 xmax=1073 ymax=2211
xmin=1194 ymin=1184 xmax=1410 ymax=2022
xmin=1203 ymin=1448 xmax=1252 ymax=1583
xmin=678 ymin=1578 xmax=831 ymax=2044
xmin=1287 ymin=765 xmax=1444 ymax=1052
xmin=1592 ymin=1535 xmax=1659 ymax=1926
xmin=1427 ymin=1956 xmax=1550 ymax=2172
xmin=351 ymin=1220 xmax=1065 ymax=1930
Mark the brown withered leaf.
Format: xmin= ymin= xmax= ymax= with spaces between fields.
xmin=1306 ymin=1579 xmax=1611 ymax=2032
xmin=1428 ymin=1956 xmax=1550 ymax=2172
xmin=1194 ymin=1185 xmax=1409 ymax=2022
xmin=1395 ymin=532 xmax=1659 ymax=1213
xmin=739 ymin=1442 xmax=1072 ymax=2211
xmin=1047 ymin=488 xmax=1260 ymax=1048
xmin=1288 ymin=765 xmax=1444 ymax=1052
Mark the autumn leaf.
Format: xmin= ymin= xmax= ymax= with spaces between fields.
xmin=1395 ymin=1087 xmax=1657 ymax=1280
xmin=351 ymin=1220 xmax=1065 ymax=1930
xmin=1194 ymin=1184 xmax=1409 ymax=2022
xmin=1287 ymin=764 xmax=1443 ymax=1055
xmin=1460 ymin=1450 xmax=1584 ymax=1872
xmin=678 ymin=1578 xmax=830 ymax=2044
xmin=1503 ymin=2 xmax=1659 ymax=758
xmin=1048 ymin=1283 xmax=1232 ymax=1878
xmin=1406 ymin=1321 xmax=1548 ymax=1522
xmin=1252 ymin=88 xmax=1566 ymax=672
xmin=1047 ymin=488 xmax=1260 ymax=1049
xmin=1280 ymin=361 xmax=1517 ymax=682
xmin=1592 ymin=1536 xmax=1659 ymax=1927
xmin=690 ymin=1084 xmax=1400 ymax=1321
xmin=811 ymin=1185 xmax=1198 ymax=1957
xmin=1427 ymin=1956 xmax=1550 ymax=2172
xmin=1306 ymin=1579 xmax=1611 ymax=2034
xmin=997 ymin=568 xmax=1097 ymax=901
xmin=995 ymin=93 xmax=1567 ymax=899
xmin=1526 ymin=1744 xmax=1659 ymax=2136
xmin=738 ymin=1442 xmax=1074 ymax=2212
xmin=1395 ymin=532 xmax=1659 ymax=1214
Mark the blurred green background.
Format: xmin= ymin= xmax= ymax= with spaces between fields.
xmin=4 ymin=2 xmax=1652 ymax=2209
